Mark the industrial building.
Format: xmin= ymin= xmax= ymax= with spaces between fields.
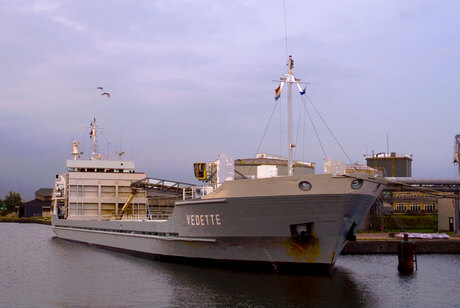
xmin=366 ymin=149 xmax=459 ymax=233
xmin=365 ymin=152 xmax=412 ymax=177
xmin=19 ymin=188 xmax=52 ymax=218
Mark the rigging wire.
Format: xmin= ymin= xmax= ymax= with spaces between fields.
xmin=382 ymin=178 xmax=460 ymax=200
xmin=293 ymin=95 xmax=303 ymax=159
xmin=256 ymin=1 xmax=352 ymax=168
xmin=301 ymin=95 xmax=328 ymax=160
xmin=305 ymin=94 xmax=353 ymax=164
xmin=248 ymin=100 xmax=281 ymax=175
xmin=279 ymin=96 xmax=282 ymax=156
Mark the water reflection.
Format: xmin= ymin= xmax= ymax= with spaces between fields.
xmin=49 ymin=236 xmax=373 ymax=307
xmin=2 ymin=224 xmax=458 ymax=308
xmin=157 ymin=261 xmax=373 ymax=307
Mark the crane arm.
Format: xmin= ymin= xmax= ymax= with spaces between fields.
xmin=120 ymin=192 xmax=136 ymax=214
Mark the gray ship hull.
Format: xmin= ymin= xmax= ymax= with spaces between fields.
xmin=52 ymin=174 xmax=384 ymax=274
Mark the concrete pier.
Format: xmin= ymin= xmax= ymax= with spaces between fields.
xmin=342 ymin=233 xmax=460 ymax=254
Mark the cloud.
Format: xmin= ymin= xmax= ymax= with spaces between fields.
xmin=51 ymin=15 xmax=86 ymax=31
xmin=27 ymin=0 xmax=61 ymax=14
xmin=1 ymin=0 xmax=460 ymax=201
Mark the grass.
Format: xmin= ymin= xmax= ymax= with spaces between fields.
xmin=383 ymin=214 xmax=438 ymax=232
xmin=0 ymin=216 xmax=51 ymax=225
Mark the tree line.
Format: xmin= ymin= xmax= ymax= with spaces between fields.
xmin=0 ymin=191 xmax=22 ymax=216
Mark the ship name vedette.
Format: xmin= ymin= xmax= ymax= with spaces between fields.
xmin=186 ymin=214 xmax=221 ymax=226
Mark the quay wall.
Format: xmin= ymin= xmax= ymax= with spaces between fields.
xmin=342 ymin=239 xmax=460 ymax=254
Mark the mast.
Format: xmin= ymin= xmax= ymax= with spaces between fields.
xmin=71 ymin=141 xmax=80 ymax=160
xmin=90 ymin=118 xmax=101 ymax=160
xmin=286 ymin=56 xmax=294 ymax=176
xmin=275 ymin=55 xmax=305 ymax=176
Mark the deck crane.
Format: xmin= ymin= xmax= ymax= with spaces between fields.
xmin=120 ymin=178 xmax=195 ymax=218
xmin=454 ymin=135 xmax=460 ymax=176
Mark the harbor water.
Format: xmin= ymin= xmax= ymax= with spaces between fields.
xmin=1 ymin=223 xmax=458 ymax=307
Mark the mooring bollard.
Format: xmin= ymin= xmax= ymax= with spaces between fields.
xmin=398 ymin=233 xmax=417 ymax=273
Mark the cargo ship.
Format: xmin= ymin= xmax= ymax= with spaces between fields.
xmin=51 ymin=57 xmax=385 ymax=274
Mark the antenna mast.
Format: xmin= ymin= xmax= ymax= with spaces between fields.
xmin=274 ymin=5 xmax=306 ymax=176
xmin=71 ymin=141 xmax=80 ymax=160
xmin=283 ymin=0 xmax=289 ymax=59
xmin=454 ymin=134 xmax=460 ymax=177
xmin=277 ymin=55 xmax=304 ymax=176
xmin=386 ymin=131 xmax=390 ymax=154
xmin=286 ymin=57 xmax=295 ymax=176
xmin=90 ymin=118 xmax=101 ymax=160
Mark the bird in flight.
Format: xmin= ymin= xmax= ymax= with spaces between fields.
xmin=97 ymin=87 xmax=110 ymax=99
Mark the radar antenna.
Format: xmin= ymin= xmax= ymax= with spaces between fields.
xmin=71 ymin=140 xmax=81 ymax=160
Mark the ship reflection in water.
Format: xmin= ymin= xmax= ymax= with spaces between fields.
xmin=162 ymin=262 xmax=371 ymax=307
xmin=0 ymin=223 xmax=458 ymax=307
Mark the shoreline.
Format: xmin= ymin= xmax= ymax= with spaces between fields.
xmin=0 ymin=217 xmax=51 ymax=225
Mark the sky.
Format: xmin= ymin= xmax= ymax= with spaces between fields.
xmin=1 ymin=0 xmax=459 ymax=201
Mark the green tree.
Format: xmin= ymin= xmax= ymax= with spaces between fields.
xmin=4 ymin=191 xmax=22 ymax=214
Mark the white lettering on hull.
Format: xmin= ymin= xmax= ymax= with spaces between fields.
xmin=186 ymin=214 xmax=221 ymax=226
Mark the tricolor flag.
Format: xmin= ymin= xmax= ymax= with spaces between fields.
xmin=274 ymin=82 xmax=284 ymax=100
xmin=274 ymin=85 xmax=281 ymax=100
xmin=296 ymin=82 xmax=306 ymax=95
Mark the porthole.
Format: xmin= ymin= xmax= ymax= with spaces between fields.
xmin=351 ymin=179 xmax=363 ymax=190
xmin=298 ymin=181 xmax=312 ymax=191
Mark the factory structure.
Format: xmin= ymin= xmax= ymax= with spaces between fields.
xmin=365 ymin=136 xmax=460 ymax=233
xmin=365 ymin=152 xmax=412 ymax=177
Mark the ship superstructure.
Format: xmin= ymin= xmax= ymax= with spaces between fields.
xmin=53 ymin=119 xmax=147 ymax=221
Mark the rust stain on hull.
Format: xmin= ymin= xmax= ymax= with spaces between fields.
xmin=283 ymin=234 xmax=320 ymax=263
